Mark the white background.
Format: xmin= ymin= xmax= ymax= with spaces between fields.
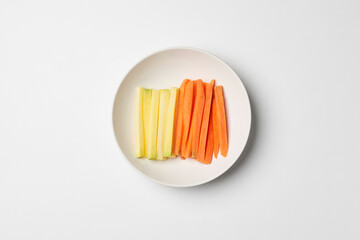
xmin=1 ymin=0 xmax=359 ymax=239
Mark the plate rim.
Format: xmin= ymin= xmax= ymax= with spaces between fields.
xmin=112 ymin=46 xmax=252 ymax=187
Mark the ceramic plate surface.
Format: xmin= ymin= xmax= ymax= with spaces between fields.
xmin=113 ymin=47 xmax=251 ymax=187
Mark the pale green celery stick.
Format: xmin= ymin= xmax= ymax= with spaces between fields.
xmin=163 ymin=87 xmax=179 ymax=157
xmin=148 ymin=89 xmax=160 ymax=159
xmin=142 ymin=89 xmax=152 ymax=157
xmin=156 ymin=89 xmax=170 ymax=160
xmin=135 ymin=87 xmax=145 ymax=158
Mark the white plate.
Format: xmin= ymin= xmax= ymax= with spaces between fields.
xmin=113 ymin=47 xmax=251 ymax=187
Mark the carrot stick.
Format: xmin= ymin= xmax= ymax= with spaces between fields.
xmin=214 ymin=86 xmax=228 ymax=157
xmin=197 ymin=80 xmax=215 ymax=163
xmin=183 ymin=122 xmax=194 ymax=158
xmin=204 ymin=114 xmax=214 ymax=164
xmin=183 ymin=81 xmax=198 ymax=158
xmin=193 ymin=80 xmax=197 ymax=99
xmin=212 ymin=96 xmax=220 ymax=158
xmin=181 ymin=81 xmax=194 ymax=154
xmin=191 ymin=80 xmax=205 ymax=158
xmin=174 ymin=79 xmax=190 ymax=155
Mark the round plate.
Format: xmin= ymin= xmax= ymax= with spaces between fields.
xmin=113 ymin=47 xmax=251 ymax=187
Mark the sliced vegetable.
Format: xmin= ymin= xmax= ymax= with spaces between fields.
xmin=143 ymin=89 xmax=152 ymax=157
xmin=157 ymin=89 xmax=170 ymax=160
xmin=135 ymin=87 xmax=145 ymax=158
xmin=191 ymin=80 xmax=205 ymax=158
xmin=164 ymin=87 xmax=179 ymax=157
xmin=197 ymin=80 xmax=215 ymax=163
xmin=181 ymin=81 xmax=194 ymax=154
xmin=174 ymin=79 xmax=190 ymax=156
xmin=204 ymin=114 xmax=214 ymax=164
xmin=215 ymin=86 xmax=228 ymax=157
xmin=183 ymin=120 xmax=194 ymax=158
xmin=212 ymin=96 xmax=220 ymax=158
xmin=148 ymin=89 xmax=160 ymax=159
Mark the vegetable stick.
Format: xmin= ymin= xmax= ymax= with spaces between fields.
xmin=183 ymin=80 xmax=198 ymax=158
xmin=212 ymin=96 xmax=220 ymax=158
xmin=197 ymin=80 xmax=215 ymax=163
xmin=181 ymin=81 xmax=194 ymax=154
xmin=156 ymin=89 xmax=170 ymax=160
xmin=183 ymin=122 xmax=193 ymax=158
xmin=147 ymin=89 xmax=160 ymax=159
xmin=193 ymin=80 xmax=197 ymax=98
xmin=204 ymin=114 xmax=214 ymax=164
xmin=191 ymin=80 xmax=205 ymax=158
xmin=214 ymin=86 xmax=228 ymax=157
xmin=143 ymin=89 xmax=152 ymax=157
xmin=164 ymin=87 xmax=179 ymax=157
xmin=174 ymin=79 xmax=190 ymax=155
xmin=135 ymin=87 xmax=145 ymax=158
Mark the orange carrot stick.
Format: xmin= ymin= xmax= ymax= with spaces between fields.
xmin=197 ymin=80 xmax=215 ymax=163
xmin=183 ymin=122 xmax=194 ymax=158
xmin=191 ymin=80 xmax=205 ymax=158
xmin=212 ymin=96 xmax=220 ymax=158
xmin=214 ymin=86 xmax=228 ymax=157
xmin=204 ymin=114 xmax=214 ymax=164
xmin=181 ymin=81 xmax=194 ymax=154
xmin=174 ymin=79 xmax=190 ymax=155
xmin=183 ymin=81 xmax=198 ymax=158
xmin=193 ymin=80 xmax=197 ymax=99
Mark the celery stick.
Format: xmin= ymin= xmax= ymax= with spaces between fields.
xmin=135 ymin=87 xmax=145 ymax=157
xmin=148 ymin=89 xmax=160 ymax=159
xmin=156 ymin=89 xmax=170 ymax=160
xmin=164 ymin=87 xmax=179 ymax=157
